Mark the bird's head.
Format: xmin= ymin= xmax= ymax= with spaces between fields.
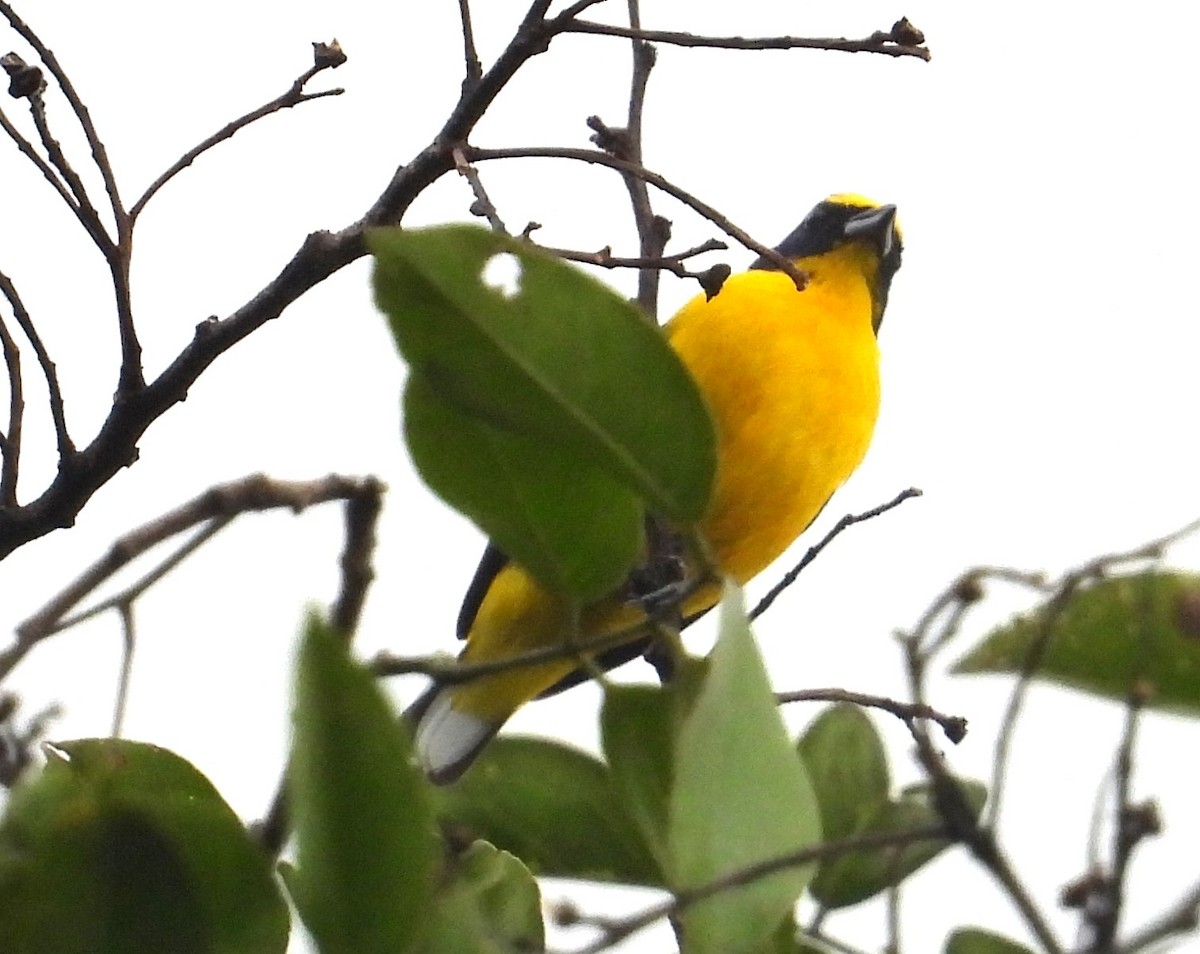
xmin=753 ymin=194 xmax=903 ymax=334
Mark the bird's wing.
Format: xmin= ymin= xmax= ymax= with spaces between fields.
xmin=456 ymin=542 xmax=510 ymax=640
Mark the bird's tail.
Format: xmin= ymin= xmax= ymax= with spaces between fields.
xmin=406 ymin=684 xmax=500 ymax=785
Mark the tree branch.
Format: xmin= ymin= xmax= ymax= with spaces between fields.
xmin=561 ymin=17 xmax=931 ymax=61
xmin=751 ymin=487 xmax=921 ymax=620
xmin=775 ymin=686 xmax=967 ymax=743
xmin=1 ymin=474 xmax=382 ymax=681
xmin=129 ymin=44 xmax=347 ymax=224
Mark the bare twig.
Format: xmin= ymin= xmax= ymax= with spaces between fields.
xmin=453 ymin=146 xmax=508 ymax=233
xmin=775 ymin=687 xmax=967 ymax=744
xmin=129 ymin=48 xmax=345 ymax=223
xmin=987 ymin=517 xmax=1200 ymax=827
xmin=532 ymin=236 xmax=726 ymax=283
xmin=0 ymin=2 xmax=125 ymax=225
xmin=0 ymin=270 xmax=73 ymax=458
xmin=751 ymin=487 xmax=922 ymax=621
xmin=0 ymin=101 xmax=78 ymax=211
xmin=457 ymin=0 xmax=483 ymax=92
xmin=561 ymin=18 xmax=932 ymax=61
xmin=0 ymin=311 xmax=21 ymax=505
xmin=25 ymin=89 xmax=112 ymax=252
xmin=2 ymin=474 xmax=380 ymax=681
xmin=0 ymin=5 xmax=558 ymax=559
xmin=1112 ymin=878 xmax=1200 ymax=954
xmin=111 ymin=602 xmax=135 ymax=737
xmin=573 ymin=825 xmax=949 ymax=954
xmin=1080 ymin=687 xmax=1159 ymax=953
xmin=911 ymin=728 xmax=1066 ymax=954
xmin=329 ymin=476 xmax=385 ymax=636
xmin=464 ymin=144 xmax=807 ymax=286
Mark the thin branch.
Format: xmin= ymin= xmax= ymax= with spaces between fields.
xmin=0 ymin=5 xmax=560 ymax=560
xmin=453 ymin=145 xmax=508 ymax=233
xmin=1112 ymin=878 xmax=1200 ymax=954
xmin=530 ymin=235 xmax=727 ymax=284
xmin=25 ymin=88 xmax=113 ymax=252
xmin=329 ymin=476 xmax=385 ymax=636
xmin=612 ymin=0 xmax=667 ymax=317
xmin=0 ymin=101 xmax=79 ymax=214
xmin=129 ymin=48 xmax=346 ymax=223
xmin=0 ymin=270 xmax=72 ymax=458
xmin=0 ymin=311 xmax=21 ymax=505
xmin=751 ymin=487 xmax=921 ymax=620
xmin=464 ymin=144 xmax=806 ymax=286
xmin=987 ymin=516 xmax=1200 ymax=827
xmin=775 ymin=687 xmax=967 ymax=744
xmin=910 ymin=728 xmax=1066 ymax=954
xmin=561 ymin=18 xmax=932 ymax=61
xmin=0 ymin=2 xmax=126 ymax=224
xmin=111 ymin=601 xmax=135 ymax=737
xmin=457 ymin=0 xmax=484 ymax=92
xmin=573 ymin=825 xmax=949 ymax=954
xmin=2 ymin=474 xmax=379 ymax=681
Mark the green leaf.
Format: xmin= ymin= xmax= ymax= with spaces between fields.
xmin=370 ymin=224 xmax=716 ymax=521
xmin=403 ymin=372 xmax=643 ymax=599
xmin=953 ymin=571 xmax=1200 ymax=715
xmin=945 ymin=927 xmax=1036 ymax=954
xmin=797 ymin=704 xmax=890 ymax=842
xmin=418 ymin=841 xmax=544 ymax=954
xmin=289 ymin=613 xmax=438 ymax=954
xmin=433 ymin=736 xmax=661 ymax=886
xmin=670 ymin=583 xmax=822 ymax=954
xmin=811 ymin=779 xmax=987 ymax=909
xmin=600 ymin=683 xmax=677 ymax=867
xmin=0 ymin=739 xmax=288 ymax=954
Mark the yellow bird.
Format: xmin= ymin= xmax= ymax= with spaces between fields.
xmin=413 ymin=194 xmax=902 ymax=783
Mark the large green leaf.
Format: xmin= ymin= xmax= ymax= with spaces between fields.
xmin=953 ymin=571 xmax=1200 ymax=715
xmin=945 ymin=927 xmax=1036 ymax=954
xmin=289 ymin=613 xmax=438 ymax=954
xmin=797 ymin=704 xmax=890 ymax=842
xmin=370 ymin=224 xmax=716 ymax=523
xmin=403 ymin=372 xmax=643 ymax=599
xmin=434 ymin=736 xmax=661 ymax=886
xmin=669 ymin=583 xmax=822 ymax=954
xmin=0 ymin=739 xmax=288 ymax=954
xmin=811 ymin=779 xmax=986 ymax=909
xmin=418 ymin=841 xmax=544 ymax=954
xmin=600 ymin=682 xmax=678 ymax=868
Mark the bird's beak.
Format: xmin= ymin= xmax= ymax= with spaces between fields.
xmin=843 ymin=204 xmax=899 ymax=259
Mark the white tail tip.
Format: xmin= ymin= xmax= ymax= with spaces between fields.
xmin=413 ymin=690 xmax=497 ymax=785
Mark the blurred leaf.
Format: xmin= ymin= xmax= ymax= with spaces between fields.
xmin=418 ymin=841 xmax=543 ymax=954
xmin=289 ymin=613 xmax=438 ymax=954
xmin=797 ymin=704 xmax=890 ymax=842
xmin=434 ymin=736 xmax=661 ymax=886
xmin=812 ymin=779 xmax=986 ymax=909
xmin=404 ymin=372 xmax=643 ymax=599
xmin=945 ymin=927 xmax=1036 ymax=954
xmin=670 ymin=583 xmax=822 ymax=954
xmin=0 ymin=739 xmax=288 ymax=954
xmin=954 ymin=571 xmax=1200 ymax=715
xmin=601 ymin=683 xmax=677 ymax=867
xmin=370 ymin=223 xmax=716 ymax=518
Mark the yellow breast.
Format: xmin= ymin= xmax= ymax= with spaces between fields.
xmin=666 ymin=249 xmax=881 ymax=583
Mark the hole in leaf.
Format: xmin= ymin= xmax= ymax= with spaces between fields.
xmin=481 ymin=252 xmax=522 ymax=298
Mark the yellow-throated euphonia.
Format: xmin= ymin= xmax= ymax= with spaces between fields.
xmin=413 ymin=194 xmax=903 ymax=783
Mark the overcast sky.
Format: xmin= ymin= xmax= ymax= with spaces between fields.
xmin=2 ymin=2 xmax=1199 ymax=953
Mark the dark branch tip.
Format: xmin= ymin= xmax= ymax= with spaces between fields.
xmin=312 ymin=39 xmax=347 ymax=70
xmin=890 ymin=17 xmax=926 ymax=46
xmin=1 ymin=53 xmax=45 ymax=99
xmin=699 ymin=263 xmax=731 ymax=300
xmin=586 ymin=115 xmax=633 ymax=159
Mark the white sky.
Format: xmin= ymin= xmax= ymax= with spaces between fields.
xmin=2 ymin=2 xmax=1199 ymax=953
